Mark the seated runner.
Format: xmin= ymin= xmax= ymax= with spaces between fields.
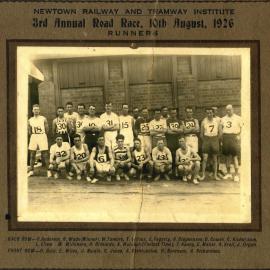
xmin=48 ymin=135 xmax=71 ymax=179
xmin=152 ymin=138 xmax=172 ymax=181
xmin=89 ymin=134 xmax=115 ymax=183
xmin=69 ymin=134 xmax=90 ymax=181
xmin=175 ymin=136 xmax=201 ymax=185
xmin=130 ymin=138 xmax=153 ymax=180
xmin=113 ymin=134 xmax=132 ymax=181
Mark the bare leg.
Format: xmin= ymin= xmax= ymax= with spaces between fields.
xmin=29 ymin=150 xmax=36 ymax=171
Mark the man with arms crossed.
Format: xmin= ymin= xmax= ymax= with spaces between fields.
xmin=199 ymin=108 xmax=222 ymax=181
xmin=52 ymin=106 xmax=71 ymax=144
xmin=28 ymin=104 xmax=50 ymax=178
xmin=100 ymin=102 xmax=119 ymax=150
xmin=48 ymin=135 xmax=71 ymax=179
xmin=130 ymin=138 xmax=153 ymax=180
xmin=70 ymin=134 xmax=90 ymax=181
xmin=119 ymin=104 xmax=135 ymax=150
xmin=89 ymin=134 xmax=115 ymax=183
xmin=221 ymin=104 xmax=243 ymax=182
xmin=176 ymin=136 xmax=201 ymax=184
xmin=134 ymin=107 xmax=152 ymax=152
xmin=83 ymin=105 xmax=102 ymax=152
xmin=183 ymin=106 xmax=200 ymax=153
xmin=152 ymin=138 xmax=172 ymax=181
xmin=149 ymin=108 xmax=167 ymax=148
xmin=113 ymin=134 xmax=132 ymax=181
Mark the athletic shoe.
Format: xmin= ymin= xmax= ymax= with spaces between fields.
xmin=198 ymin=175 xmax=205 ymax=181
xmin=154 ymin=175 xmax=160 ymax=181
xmin=116 ymin=174 xmax=121 ymax=181
xmin=193 ymin=178 xmax=199 ymax=185
xmin=106 ymin=175 xmax=111 ymax=182
xmin=77 ymin=175 xmax=81 ymax=181
xmin=214 ymin=175 xmax=221 ymax=181
xmin=223 ymin=173 xmax=233 ymax=180
xmin=124 ymin=174 xmax=130 ymax=181
xmin=28 ymin=171 xmax=34 ymax=177
xmin=164 ymin=174 xmax=170 ymax=181
xmin=187 ymin=174 xmax=192 ymax=180
xmin=47 ymin=171 xmax=52 ymax=178
xmin=54 ymin=172 xmax=59 ymax=179
xmin=86 ymin=176 xmax=92 ymax=182
xmin=69 ymin=172 xmax=74 ymax=177
xmin=182 ymin=176 xmax=187 ymax=182
xmin=67 ymin=175 xmax=73 ymax=180
xmin=234 ymin=175 xmax=240 ymax=182
xmin=91 ymin=178 xmax=99 ymax=184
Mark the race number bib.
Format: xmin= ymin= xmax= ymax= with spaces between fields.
xmin=75 ymin=152 xmax=86 ymax=161
xmin=56 ymin=122 xmax=67 ymax=133
xmin=32 ymin=126 xmax=43 ymax=134
xmin=97 ymin=153 xmax=107 ymax=163
xmin=140 ymin=123 xmax=149 ymax=133
xmin=55 ymin=151 xmax=67 ymax=158
xmin=155 ymin=124 xmax=163 ymax=130
xmin=76 ymin=121 xmax=83 ymax=129
xmin=116 ymin=153 xmax=127 ymax=161
xmin=185 ymin=121 xmax=195 ymax=129
xmin=157 ymin=153 xmax=168 ymax=161
xmin=169 ymin=122 xmax=179 ymax=130
xmin=136 ymin=154 xmax=146 ymax=163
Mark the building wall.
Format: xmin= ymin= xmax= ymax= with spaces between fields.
xmin=36 ymin=55 xmax=241 ymax=122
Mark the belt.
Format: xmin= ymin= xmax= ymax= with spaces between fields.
xmin=185 ymin=134 xmax=197 ymax=137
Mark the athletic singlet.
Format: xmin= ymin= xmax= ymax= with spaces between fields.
xmin=94 ymin=146 xmax=110 ymax=163
xmin=155 ymin=150 xmax=169 ymax=161
xmin=119 ymin=115 xmax=134 ymax=137
xmin=50 ymin=142 xmax=70 ymax=159
xmin=114 ymin=146 xmax=129 ymax=161
xmin=202 ymin=117 xmax=219 ymax=137
xmin=75 ymin=116 xmax=87 ymax=137
xmin=29 ymin=116 xmax=46 ymax=134
xmin=55 ymin=117 xmax=68 ymax=134
xmin=133 ymin=148 xmax=147 ymax=165
xmin=72 ymin=144 xmax=87 ymax=163
xmin=177 ymin=146 xmax=192 ymax=163
xmin=135 ymin=118 xmax=151 ymax=136
xmin=183 ymin=118 xmax=197 ymax=135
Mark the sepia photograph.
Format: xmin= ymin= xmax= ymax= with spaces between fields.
xmin=16 ymin=46 xmax=251 ymax=224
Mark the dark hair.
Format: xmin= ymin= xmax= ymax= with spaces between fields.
xmin=77 ymin=103 xmax=85 ymax=109
xmin=116 ymin=134 xmax=125 ymax=141
xmin=154 ymin=108 xmax=161 ymax=113
xmin=178 ymin=135 xmax=185 ymax=141
xmin=205 ymin=107 xmax=214 ymax=112
xmin=66 ymin=102 xmax=73 ymax=106
xmin=73 ymin=134 xmax=81 ymax=141
xmin=57 ymin=106 xmax=64 ymax=110
xmin=157 ymin=138 xmax=164 ymax=143
xmin=54 ymin=134 xmax=64 ymax=140
xmin=105 ymin=101 xmax=112 ymax=105
xmin=141 ymin=107 xmax=148 ymax=112
xmin=170 ymin=107 xmax=178 ymax=112
xmin=161 ymin=106 xmax=168 ymax=110
xmin=89 ymin=105 xmax=96 ymax=109
xmin=32 ymin=104 xmax=40 ymax=108
xmin=122 ymin=103 xmax=129 ymax=108
xmin=134 ymin=138 xmax=141 ymax=143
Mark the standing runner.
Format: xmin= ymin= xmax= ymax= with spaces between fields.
xmin=83 ymin=105 xmax=102 ymax=152
xmin=132 ymin=107 xmax=141 ymax=121
xmin=183 ymin=106 xmax=200 ymax=153
xmin=52 ymin=106 xmax=71 ymax=143
xmin=75 ymin=103 xmax=88 ymax=143
xmin=48 ymin=135 xmax=71 ymax=179
xmin=199 ymin=108 xmax=222 ymax=181
xmin=89 ymin=134 xmax=115 ymax=183
xmin=134 ymin=108 xmax=152 ymax=152
xmin=152 ymin=139 xmax=172 ymax=181
xmin=166 ymin=108 xmax=184 ymax=175
xmin=113 ymin=134 xmax=132 ymax=181
xmin=27 ymin=104 xmax=50 ymax=178
xmin=119 ymin=104 xmax=135 ymax=149
xmin=70 ymin=134 xmax=90 ymax=181
xmin=221 ymin=104 xmax=243 ymax=182
xmin=149 ymin=108 xmax=167 ymax=148
xmin=64 ymin=102 xmax=78 ymax=145
xmin=100 ymin=102 xmax=119 ymax=150
xmin=130 ymin=138 xmax=153 ymax=180
xmin=161 ymin=106 xmax=170 ymax=120
xmin=176 ymin=136 xmax=201 ymax=184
